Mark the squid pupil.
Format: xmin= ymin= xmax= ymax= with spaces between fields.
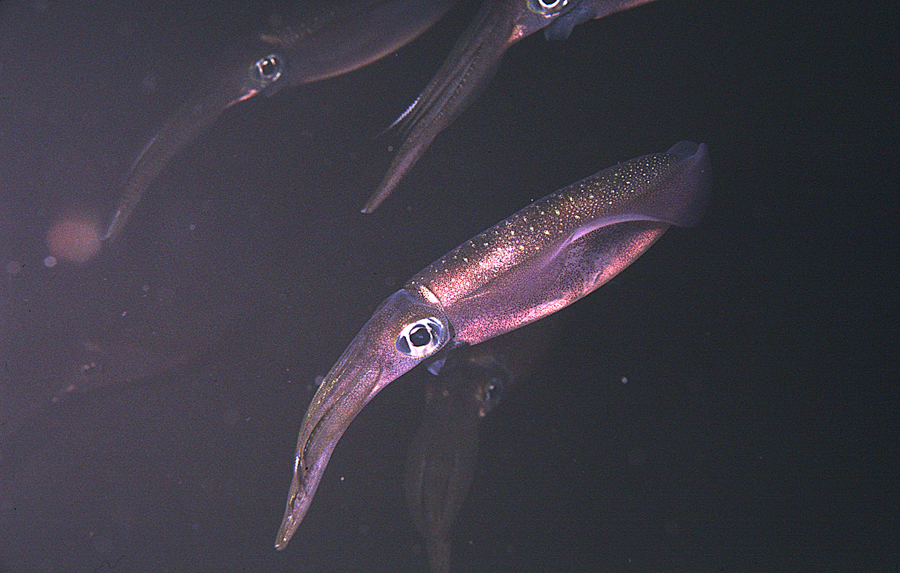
xmin=252 ymin=55 xmax=281 ymax=82
xmin=409 ymin=324 xmax=432 ymax=347
xmin=260 ymin=58 xmax=277 ymax=75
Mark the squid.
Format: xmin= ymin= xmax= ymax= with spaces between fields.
xmin=276 ymin=140 xmax=710 ymax=549
xmin=101 ymin=0 xmax=459 ymax=241
xmin=405 ymin=346 xmax=507 ymax=573
xmin=363 ymin=0 xmax=658 ymax=212
xmin=405 ymin=319 xmax=554 ymax=573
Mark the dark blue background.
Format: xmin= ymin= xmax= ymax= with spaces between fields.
xmin=0 ymin=0 xmax=894 ymax=571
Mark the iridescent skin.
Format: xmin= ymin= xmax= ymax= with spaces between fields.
xmin=101 ymin=0 xmax=458 ymax=241
xmin=362 ymin=0 xmax=658 ymax=212
xmin=275 ymin=141 xmax=710 ymax=549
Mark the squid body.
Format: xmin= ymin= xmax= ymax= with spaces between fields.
xmin=275 ymin=140 xmax=710 ymax=549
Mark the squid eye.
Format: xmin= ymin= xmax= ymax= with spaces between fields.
xmin=527 ymin=0 xmax=568 ymax=15
xmin=250 ymin=53 xmax=283 ymax=84
xmin=396 ymin=317 xmax=445 ymax=358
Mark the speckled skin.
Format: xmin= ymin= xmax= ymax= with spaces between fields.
xmin=277 ymin=141 xmax=710 ymax=549
xmin=409 ymin=141 xmax=710 ymax=344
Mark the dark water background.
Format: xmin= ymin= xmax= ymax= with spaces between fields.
xmin=0 ymin=0 xmax=894 ymax=571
